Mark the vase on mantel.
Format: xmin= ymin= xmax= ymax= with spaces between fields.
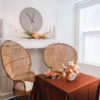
xmin=0 ymin=19 xmax=8 ymax=38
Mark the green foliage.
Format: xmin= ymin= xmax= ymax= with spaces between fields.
xmin=27 ymin=37 xmax=33 ymax=39
xmin=24 ymin=31 xmax=32 ymax=36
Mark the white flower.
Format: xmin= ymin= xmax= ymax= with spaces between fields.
xmin=68 ymin=61 xmax=75 ymax=66
xmin=62 ymin=72 xmax=66 ymax=77
xmin=62 ymin=63 xmax=66 ymax=68
xmin=58 ymin=68 xmax=63 ymax=72
xmin=70 ymin=69 xmax=73 ymax=73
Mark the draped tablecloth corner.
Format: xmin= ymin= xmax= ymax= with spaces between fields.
xmin=30 ymin=73 xmax=100 ymax=100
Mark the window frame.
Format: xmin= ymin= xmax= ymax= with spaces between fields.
xmin=74 ymin=0 xmax=100 ymax=66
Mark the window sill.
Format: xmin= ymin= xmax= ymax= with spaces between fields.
xmin=78 ymin=61 xmax=100 ymax=68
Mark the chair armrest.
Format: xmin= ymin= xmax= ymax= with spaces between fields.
xmin=14 ymin=80 xmax=26 ymax=92
xmin=27 ymin=71 xmax=35 ymax=82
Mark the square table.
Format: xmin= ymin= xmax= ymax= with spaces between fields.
xmin=31 ymin=73 xmax=100 ymax=100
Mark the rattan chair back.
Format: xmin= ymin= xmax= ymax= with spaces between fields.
xmin=1 ymin=40 xmax=31 ymax=80
xmin=44 ymin=43 xmax=77 ymax=71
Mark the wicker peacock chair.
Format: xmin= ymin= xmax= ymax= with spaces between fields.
xmin=1 ymin=40 xmax=35 ymax=98
xmin=44 ymin=43 xmax=77 ymax=71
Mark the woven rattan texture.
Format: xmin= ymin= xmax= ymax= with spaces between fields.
xmin=1 ymin=40 xmax=35 ymax=96
xmin=1 ymin=40 xmax=31 ymax=80
xmin=44 ymin=43 xmax=77 ymax=71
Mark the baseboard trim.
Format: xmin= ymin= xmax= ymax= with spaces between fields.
xmin=0 ymin=92 xmax=15 ymax=100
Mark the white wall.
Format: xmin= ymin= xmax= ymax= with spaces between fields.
xmin=0 ymin=0 xmax=75 ymax=81
xmin=1 ymin=0 xmax=76 ymax=76
xmin=2 ymin=0 xmax=54 ymax=38
xmin=1 ymin=0 xmax=100 ymax=99
xmin=56 ymin=0 xmax=75 ymax=46
xmin=0 ymin=0 xmax=2 ymax=17
xmin=0 ymin=0 xmax=76 ymax=99
xmin=28 ymin=49 xmax=49 ymax=75
xmin=1 ymin=0 xmax=75 ymax=46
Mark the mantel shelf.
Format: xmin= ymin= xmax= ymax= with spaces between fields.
xmin=0 ymin=38 xmax=58 ymax=49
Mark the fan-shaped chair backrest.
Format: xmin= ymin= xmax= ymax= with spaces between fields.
xmin=44 ymin=43 xmax=77 ymax=71
xmin=1 ymin=40 xmax=31 ymax=80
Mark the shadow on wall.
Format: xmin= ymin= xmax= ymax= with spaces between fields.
xmin=28 ymin=49 xmax=49 ymax=75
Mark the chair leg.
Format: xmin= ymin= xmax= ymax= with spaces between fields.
xmin=23 ymin=96 xmax=28 ymax=100
xmin=14 ymin=97 xmax=16 ymax=100
xmin=28 ymin=94 xmax=31 ymax=100
xmin=15 ymin=96 xmax=18 ymax=100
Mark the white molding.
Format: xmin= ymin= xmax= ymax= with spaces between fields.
xmin=74 ymin=7 xmax=80 ymax=52
xmin=1 ymin=92 xmax=13 ymax=97
xmin=0 ymin=38 xmax=58 ymax=49
xmin=74 ymin=0 xmax=100 ymax=64
xmin=75 ymin=0 xmax=100 ymax=8
xmin=0 ymin=92 xmax=15 ymax=100
xmin=0 ymin=89 xmax=1 ymax=98
xmin=74 ymin=0 xmax=90 ymax=6
xmin=84 ymin=31 xmax=100 ymax=36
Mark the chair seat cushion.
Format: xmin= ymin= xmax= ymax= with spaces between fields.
xmin=14 ymin=81 xmax=33 ymax=92
xmin=13 ymin=72 xmax=35 ymax=94
xmin=24 ymin=81 xmax=33 ymax=92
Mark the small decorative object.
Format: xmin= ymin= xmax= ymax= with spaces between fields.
xmin=24 ymin=31 xmax=50 ymax=39
xmin=44 ymin=60 xmax=80 ymax=81
xmin=20 ymin=7 xmax=43 ymax=32
xmin=0 ymin=19 xmax=8 ymax=38
xmin=0 ymin=18 xmax=3 ymax=37
xmin=62 ymin=60 xmax=80 ymax=81
xmin=67 ymin=73 xmax=77 ymax=81
xmin=44 ymin=71 xmax=60 ymax=79
xmin=20 ymin=7 xmax=51 ymax=39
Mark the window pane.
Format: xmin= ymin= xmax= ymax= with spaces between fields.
xmin=79 ymin=3 xmax=100 ymax=65
xmin=80 ymin=4 xmax=100 ymax=32
xmin=84 ymin=34 xmax=100 ymax=65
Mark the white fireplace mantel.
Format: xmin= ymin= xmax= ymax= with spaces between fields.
xmin=0 ymin=38 xmax=58 ymax=49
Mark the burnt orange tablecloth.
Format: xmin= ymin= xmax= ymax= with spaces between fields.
xmin=31 ymin=73 xmax=100 ymax=100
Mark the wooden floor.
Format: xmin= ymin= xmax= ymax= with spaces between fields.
xmin=8 ymin=96 xmax=29 ymax=100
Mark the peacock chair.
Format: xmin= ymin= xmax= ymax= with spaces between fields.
xmin=43 ymin=43 xmax=77 ymax=71
xmin=1 ymin=40 xmax=35 ymax=98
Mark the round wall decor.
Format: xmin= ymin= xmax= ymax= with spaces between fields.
xmin=20 ymin=7 xmax=43 ymax=32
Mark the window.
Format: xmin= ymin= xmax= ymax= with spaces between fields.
xmin=75 ymin=0 xmax=100 ymax=66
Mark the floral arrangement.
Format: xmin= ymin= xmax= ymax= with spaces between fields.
xmin=24 ymin=31 xmax=50 ymax=39
xmin=44 ymin=60 xmax=80 ymax=81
